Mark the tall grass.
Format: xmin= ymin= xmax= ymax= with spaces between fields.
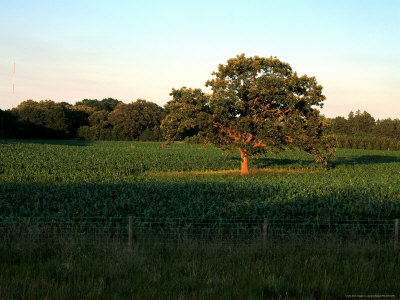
xmin=1 ymin=236 xmax=399 ymax=299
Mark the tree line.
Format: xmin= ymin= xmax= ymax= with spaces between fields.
xmin=0 ymin=99 xmax=399 ymax=149
xmin=0 ymin=98 xmax=164 ymax=141
xmin=330 ymin=110 xmax=400 ymax=150
xmin=0 ymin=99 xmax=399 ymax=147
xmin=330 ymin=110 xmax=400 ymax=138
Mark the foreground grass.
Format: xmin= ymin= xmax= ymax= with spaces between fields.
xmin=1 ymin=237 xmax=399 ymax=299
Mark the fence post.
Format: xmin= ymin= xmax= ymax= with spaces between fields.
xmin=129 ymin=216 xmax=133 ymax=250
xmin=395 ymin=219 xmax=399 ymax=250
xmin=263 ymin=218 xmax=268 ymax=250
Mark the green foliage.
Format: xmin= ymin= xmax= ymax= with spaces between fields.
xmin=13 ymin=100 xmax=81 ymax=138
xmin=375 ymin=118 xmax=400 ymax=138
xmin=75 ymin=98 xmax=122 ymax=112
xmin=336 ymin=134 xmax=400 ymax=151
xmin=16 ymin=100 xmax=70 ymax=132
xmin=88 ymin=110 xmax=110 ymax=127
xmin=330 ymin=110 xmax=400 ymax=150
xmin=163 ymin=54 xmax=336 ymax=166
xmin=77 ymin=110 xmax=112 ymax=140
xmin=3 ymin=98 xmax=164 ymax=141
xmin=76 ymin=100 xmax=165 ymax=141
xmin=108 ymin=100 xmax=165 ymax=141
xmin=162 ymin=88 xmax=208 ymax=141
xmin=1 ymin=100 xmax=92 ymax=139
xmin=348 ymin=110 xmax=375 ymax=134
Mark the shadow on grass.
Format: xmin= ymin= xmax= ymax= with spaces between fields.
xmin=334 ymin=155 xmax=400 ymax=165
xmin=1 ymin=181 xmax=399 ymax=221
xmin=252 ymin=157 xmax=313 ymax=168
xmin=246 ymin=155 xmax=400 ymax=169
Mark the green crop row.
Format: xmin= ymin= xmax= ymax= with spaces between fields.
xmin=1 ymin=140 xmax=400 ymax=228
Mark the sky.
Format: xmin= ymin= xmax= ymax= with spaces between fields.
xmin=0 ymin=0 xmax=399 ymax=119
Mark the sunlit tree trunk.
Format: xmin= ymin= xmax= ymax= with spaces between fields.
xmin=240 ymin=149 xmax=249 ymax=176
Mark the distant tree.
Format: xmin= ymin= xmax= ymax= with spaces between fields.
xmin=330 ymin=116 xmax=348 ymax=135
xmin=345 ymin=110 xmax=375 ymax=135
xmin=87 ymin=110 xmax=109 ymax=127
xmin=108 ymin=100 xmax=165 ymax=141
xmin=354 ymin=110 xmax=375 ymax=134
xmin=15 ymin=100 xmax=72 ymax=138
xmin=330 ymin=110 xmax=400 ymax=150
xmin=347 ymin=111 xmax=355 ymax=135
xmin=162 ymin=88 xmax=208 ymax=141
xmin=375 ymin=118 xmax=400 ymax=139
xmin=162 ymin=54 xmax=336 ymax=175
xmin=77 ymin=110 xmax=111 ymax=140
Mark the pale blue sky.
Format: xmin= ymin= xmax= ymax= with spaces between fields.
xmin=0 ymin=0 xmax=399 ymax=118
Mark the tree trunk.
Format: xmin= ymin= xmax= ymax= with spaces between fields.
xmin=240 ymin=149 xmax=249 ymax=176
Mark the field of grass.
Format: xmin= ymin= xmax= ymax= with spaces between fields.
xmin=1 ymin=139 xmax=400 ymax=223
xmin=1 ymin=139 xmax=400 ymax=299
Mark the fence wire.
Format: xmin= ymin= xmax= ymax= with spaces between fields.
xmin=0 ymin=217 xmax=398 ymax=245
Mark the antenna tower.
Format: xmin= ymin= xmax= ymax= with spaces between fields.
xmin=12 ymin=61 xmax=15 ymax=109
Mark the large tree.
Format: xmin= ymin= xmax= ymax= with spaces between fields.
xmin=162 ymin=54 xmax=336 ymax=175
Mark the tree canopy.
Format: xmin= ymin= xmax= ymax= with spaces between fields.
xmin=14 ymin=100 xmax=76 ymax=138
xmin=2 ymin=98 xmax=165 ymax=141
xmin=78 ymin=99 xmax=165 ymax=141
xmin=108 ymin=99 xmax=165 ymax=141
xmin=75 ymin=98 xmax=122 ymax=112
xmin=162 ymin=54 xmax=336 ymax=175
xmin=162 ymin=88 xmax=208 ymax=141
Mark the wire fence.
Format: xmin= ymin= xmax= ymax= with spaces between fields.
xmin=1 ymin=217 xmax=399 ymax=247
